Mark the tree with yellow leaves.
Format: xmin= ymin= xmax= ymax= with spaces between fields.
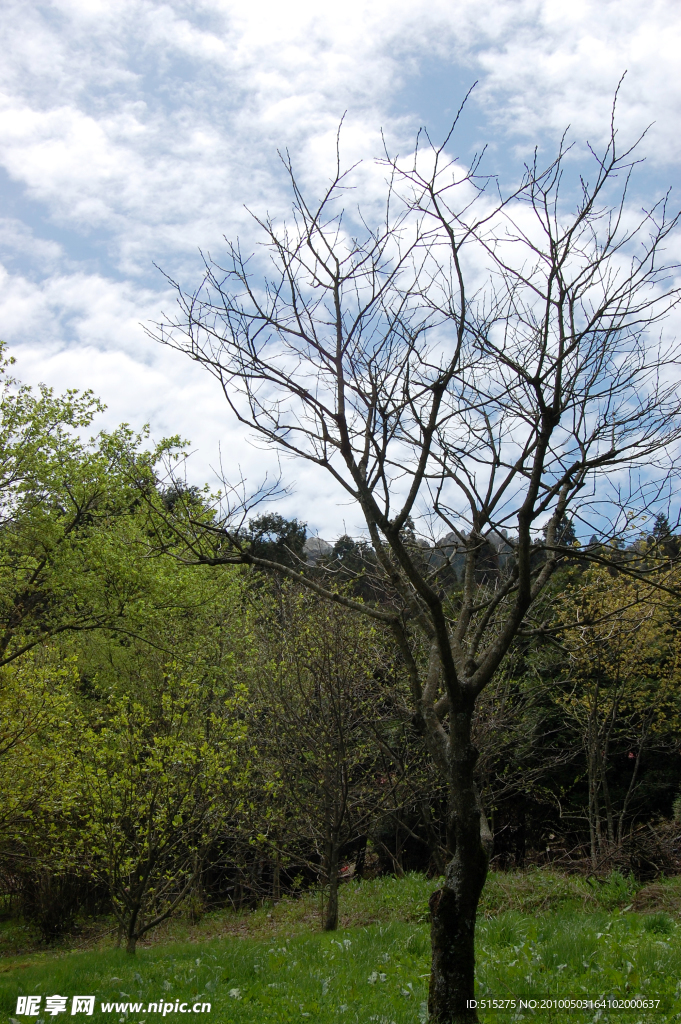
xmin=556 ymin=566 xmax=681 ymax=868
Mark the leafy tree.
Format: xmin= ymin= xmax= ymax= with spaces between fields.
xmin=554 ymin=567 xmax=681 ymax=866
xmin=324 ymin=535 xmax=384 ymax=602
xmin=0 ymin=373 xmax=257 ymax=941
xmin=58 ymin=552 xmax=260 ymax=947
xmin=650 ymin=514 xmax=680 ymax=563
xmin=76 ymin=667 xmax=250 ymax=953
xmin=0 ymin=347 xmax=163 ymax=663
xmin=653 ymin=514 xmax=673 ymax=540
xmin=248 ymin=513 xmax=307 ymax=567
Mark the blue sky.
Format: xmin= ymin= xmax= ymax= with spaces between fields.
xmin=1 ymin=0 xmax=679 ymax=536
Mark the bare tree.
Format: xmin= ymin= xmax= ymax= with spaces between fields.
xmin=152 ymin=99 xmax=681 ymax=1022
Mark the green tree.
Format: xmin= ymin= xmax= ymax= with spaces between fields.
xmin=0 ymin=652 xmax=79 ymax=851
xmin=77 ymin=667 xmax=250 ymax=953
xmin=0 ymin=651 xmax=92 ymax=940
xmin=555 ymin=566 xmax=681 ymax=866
xmin=0 ymin=347 xmax=165 ymax=663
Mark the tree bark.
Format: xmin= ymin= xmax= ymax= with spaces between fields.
xmin=428 ymin=712 xmax=491 ymax=1023
xmin=587 ymin=714 xmax=600 ymax=869
xmin=125 ymin=900 xmax=143 ymax=955
xmin=324 ymin=838 xmax=340 ymax=931
xmin=273 ymin=852 xmax=281 ymax=900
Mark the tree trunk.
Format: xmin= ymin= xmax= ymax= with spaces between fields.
xmin=602 ymin=703 xmax=618 ymax=850
xmin=586 ymin=717 xmax=600 ymax=869
xmin=601 ymin=766 xmax=615 ymax=851
xmin=428 ymin=711 xmax=491 ymax=1024
xmin=420 ymin=800 xmax=446 ymax=875
xmin=354 ymin=836 xmax=367 ymax=880
xmin=126 ymin=902 xmax=142 ymax=955
xmin=273 ymin=853 xmax=281 ymax=900
xmin=323 ymin=838 xmax=340 ymax=931
xmin=617 ymin=720 xmax=649 ymax=849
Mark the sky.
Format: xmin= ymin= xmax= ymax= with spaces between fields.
xmin=0 ymin=0 xmax=679 ymax=538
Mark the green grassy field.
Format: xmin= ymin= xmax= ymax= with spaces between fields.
xmin=2 ymin=871 xmax=681 ymax=1023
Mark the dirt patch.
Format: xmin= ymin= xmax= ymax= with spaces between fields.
xmin=632 ymin=882 xmax=681 ymax=915
xmin=0 ymin=961 xmax=32 ymax=973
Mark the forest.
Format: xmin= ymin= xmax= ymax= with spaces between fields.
xmin=2 ymin=348 xmax=680 ymax=961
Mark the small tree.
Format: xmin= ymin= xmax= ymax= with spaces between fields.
xmin=78 ymin=669 xmax=249 ymax=953
xmin=154 ymin=104 xmax=681 ymax=1021
xmin=555 ymin=565 xmax=681 ymax=866
xmin=250 ymin=584 xmax=394 ymax=930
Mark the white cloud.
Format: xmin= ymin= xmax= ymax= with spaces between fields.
xmin=0 ymin=218 xmax=64 ymax=268
xmin=472 ymin=0 xmax=681 ymax=164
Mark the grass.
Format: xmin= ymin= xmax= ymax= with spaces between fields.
xmin=3 ymin=871 xmax=681 ymax=1022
